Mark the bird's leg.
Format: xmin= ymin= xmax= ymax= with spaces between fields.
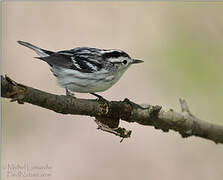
xmin=65 ymin=88 xmax=76 ymax=98
xmin=90 ymin=93 xmax=107 ymax=102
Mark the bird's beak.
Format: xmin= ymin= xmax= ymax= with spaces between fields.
xmin=131 ymin=59 xmax=144 ymax=64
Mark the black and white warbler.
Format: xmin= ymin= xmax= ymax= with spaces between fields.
xmin=17 ymin=40 xmax=143 ymax=97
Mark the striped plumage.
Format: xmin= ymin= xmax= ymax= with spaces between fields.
xmin=17 ymin=40 xmax=143 ymax=94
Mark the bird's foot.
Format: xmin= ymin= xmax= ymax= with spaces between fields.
xmin=66 ymin=88 xmax=76 ymax=98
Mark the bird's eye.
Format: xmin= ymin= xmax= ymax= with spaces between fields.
xmin=122 ymin=60 xmax=127 ymax=64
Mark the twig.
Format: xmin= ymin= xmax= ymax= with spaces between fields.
xmin=1 ymin=75 xmax=223 ymax=144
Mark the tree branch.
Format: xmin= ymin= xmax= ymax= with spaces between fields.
xmin=1 ymin=75 xmax=223 ymax=144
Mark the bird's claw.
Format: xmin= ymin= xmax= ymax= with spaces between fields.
xmin=90 ymin=93 xmax=107 ymax=102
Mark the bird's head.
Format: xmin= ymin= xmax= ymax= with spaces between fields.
xmin=102 ymin=50 xmax=143 ymax=72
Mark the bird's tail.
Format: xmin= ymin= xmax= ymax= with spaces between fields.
xmin=17 ymin=40 xmax=53 ymax=57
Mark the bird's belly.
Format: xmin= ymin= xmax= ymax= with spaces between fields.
xmin=65 ymin=79 xmax=115 ymax=93
xmin=60 ymin=76 xmax=118 ymax=93
xmin=53 ymin=68 xmax=121 ymax=93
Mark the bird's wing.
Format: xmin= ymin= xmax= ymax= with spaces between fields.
xmin=38 ymin=49 xmax=104 ymax=73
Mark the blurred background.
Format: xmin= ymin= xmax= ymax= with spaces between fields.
xmin=2 ymin=1 xmax=223 ymax=180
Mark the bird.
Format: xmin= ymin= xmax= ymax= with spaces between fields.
xmin=17 ymin=40 xmax=143 ymax=98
